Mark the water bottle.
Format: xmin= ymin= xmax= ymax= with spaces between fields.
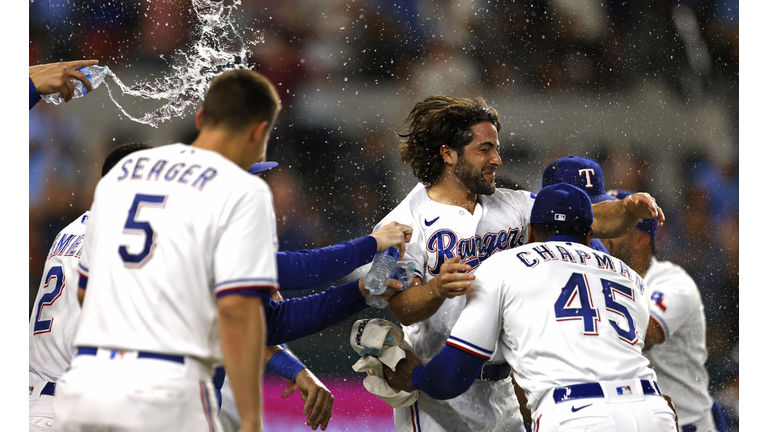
xmin=392 ymin=262 xmax=415 ymax=288
xmin=365 ymin=261 xmax=415 ymax=309
xmin=364 ymin=247 xmax=400 ymax=296
xmin=41 ymin=66 xmax=111 ymax=105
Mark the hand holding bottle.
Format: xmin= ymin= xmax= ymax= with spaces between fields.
xmin=30 ymin=60 xmax=100 ymax=102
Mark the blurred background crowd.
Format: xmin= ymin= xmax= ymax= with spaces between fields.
xmin=30 ymin=0 xmax=738 ymax=430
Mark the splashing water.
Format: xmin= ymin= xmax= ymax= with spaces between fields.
xmin=105 ymin=0 xmax=263 ymax=128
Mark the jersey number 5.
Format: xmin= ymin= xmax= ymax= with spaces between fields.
xmin=554 ymin=272 xmax=639 ymax=345
xmin=119 ymin=193 xmax=167 ymax=267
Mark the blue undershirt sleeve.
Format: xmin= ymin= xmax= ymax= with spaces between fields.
xmin=276 ymin=236 xmax=377 ymax=290
xmin=412 ymin=345 xmax=486 ymax=400
xmin=264 ymin=280 xmax=367 ymax=345
xmin=30 ymin=77 xmax=41 ymax=110
xmin=589 ymin=238 xmax=610 ymax=254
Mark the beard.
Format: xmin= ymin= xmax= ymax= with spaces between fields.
xmin=455 ymin=155 xmax=496 ymax=195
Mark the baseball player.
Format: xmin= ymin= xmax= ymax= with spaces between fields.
xmin=28 ymin=142 xmax=152 ymax=432
xmin=541 ymin=155 xmax=619 ymax=254
xmin=604 ymin=189 xmax=717 ymax=432
xmin=54 ymin=69 xmax=283 ymax=432
xmin=372 ymin=95 xmax=666 ymax=432
xmin=384 ymin=183 xmax=677 ymax=432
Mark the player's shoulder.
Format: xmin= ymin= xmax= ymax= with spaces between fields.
xmin=59 ymin=211 xmax=90 ymax=236
xmin=484 ymin=187 xmax=537 ymax=209
xmin=645 ymin=257 xmax=698 ymax=291
xmin=163 ymin=144 xmax=269 ymax=190
xmin=492 ymin=187 xmax=537 ymax=200
xmin=375 ymin=183 xmax=427 ymax=229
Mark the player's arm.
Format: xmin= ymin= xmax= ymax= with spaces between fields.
xmin=384 ymin=345 xmax=485 ymax=399
xmin=276 ymin=221 xmax=411 ymax=290
xmin=643 ymin=316 xmax=666 ymax=350
xmin=387 ymin=259 xmax=504 ymax=397
xmin=386 ymin=257 xmax=474 ymax=326
xmin=29 ymin=60 xmax=98 ymax=103
xmin=264 ymin=278 xmax=399 ymax=346
xmin=591 ymin=192 xmax=664 ymax=239
xmin=29 ymin=60 xmax=99 ymax=76
xmin=264 ymin=345 xmax=333 ymax=431
xmin=219 ymin=293 xmax=267 ymax=432
xmin=76 ymin=262 xmax=89 ymax=306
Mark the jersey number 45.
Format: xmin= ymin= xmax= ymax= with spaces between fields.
xmin=554 ymin=272 xmax=639 ymax=345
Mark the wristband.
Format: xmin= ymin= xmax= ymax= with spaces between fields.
xmin=266 ymin=349 xmax=307 ymax=382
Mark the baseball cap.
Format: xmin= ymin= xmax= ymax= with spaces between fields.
xmin=248 ymin=161 xmax=278 ymax=175
xmin=530 ymin=183 xmax=594 ymax=228
xmin=542 ymin=155 xmax=617 ymax=203
xmin=607 ymin=189 xmax=658 ymax=240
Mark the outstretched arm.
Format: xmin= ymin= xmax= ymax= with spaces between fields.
xmin=276 ymin=221 xmax=412 ymax=290
xmin=29 ymin=60 xmax=99 ymax=105
xmin=591 ymin=192 xmax=664 ymax=239
xmin=29 ymin=60 xmax=99 ymax=76
xmin=276 ymin=238 xmax=376 ymax=290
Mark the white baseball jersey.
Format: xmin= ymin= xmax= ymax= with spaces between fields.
xmin=30 ymin=212 xmax=88 ymax=383
xmin=644 ymin=257 xmax=715 ymax=431
xmin=29 ymin=212 xmax=89 ymax=428
xmin=448 ymin=238 xmax=657 ymax=412
xmin=375 ymin=183 xmax=534 ymax=432
xmin=74 ymin=143 xmax=279 ymax=364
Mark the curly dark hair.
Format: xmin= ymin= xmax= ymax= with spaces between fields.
xmin=397 ymin=95 xmax=501 ymax=186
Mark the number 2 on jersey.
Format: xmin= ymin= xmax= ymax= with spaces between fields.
xmin=119 ymin=194 xmax=167 ymax=267
xmin=554 ymin=272 xmax=639 ymax=345
xmin=33 ymin=266 xmax=64 ymax=335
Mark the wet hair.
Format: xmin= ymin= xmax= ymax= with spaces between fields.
xmin=530 ymin=223 xmax=591 ymax=244
xmin=200 ymin=69 xmax=281 ymax=132
xmin=397 ymin=95 xmax=501 ymax=186
xmin=102 ymin=142 xmax=152 ymax=177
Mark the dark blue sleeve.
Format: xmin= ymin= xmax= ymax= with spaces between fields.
xmin=265 ymin=280 xmax=367 ymax=345
xmin=412 ymin=345 xmax=486 ymax=400
xmin=589 ymin=238 xmax=610 ymax=254
xmin=276 ymin=236 xmax=377 ymax=290
xmin=30 ymin=77 xmax=41 ymax=110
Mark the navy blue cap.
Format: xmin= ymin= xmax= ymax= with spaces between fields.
xmin=607 ymin=189 xmax=658 ymax=240
xmin=248 ymin=161 xmax=278 ymax=175
xmin=531 ymin=183 xmax=594 ymax=228
xmin=542 ymin=155 xmax=617 ymax=204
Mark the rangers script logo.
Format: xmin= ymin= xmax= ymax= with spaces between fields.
xmin=426 ymin=228 xmax=524 ymax=276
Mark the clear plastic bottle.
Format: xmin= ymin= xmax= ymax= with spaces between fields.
xmin=364 ymin=247 xmax=400 ymax=296
xmin=365 ymin=261 xmax=415 ymax=309
xmin=41 ymin=66 xmax=111 ymax=105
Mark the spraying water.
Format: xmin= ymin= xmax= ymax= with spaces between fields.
xmin=104 ymin=0 xmax=263 ymax=128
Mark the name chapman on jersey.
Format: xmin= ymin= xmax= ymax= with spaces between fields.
xmin=516 ymin=243 xmax=646 ymax=293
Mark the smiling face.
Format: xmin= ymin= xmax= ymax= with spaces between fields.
xmin=454 ymin=122 xmax=502 ymax=195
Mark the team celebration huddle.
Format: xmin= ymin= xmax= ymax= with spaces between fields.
xmin=28 ymin=61 xmax=728 ymax=432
